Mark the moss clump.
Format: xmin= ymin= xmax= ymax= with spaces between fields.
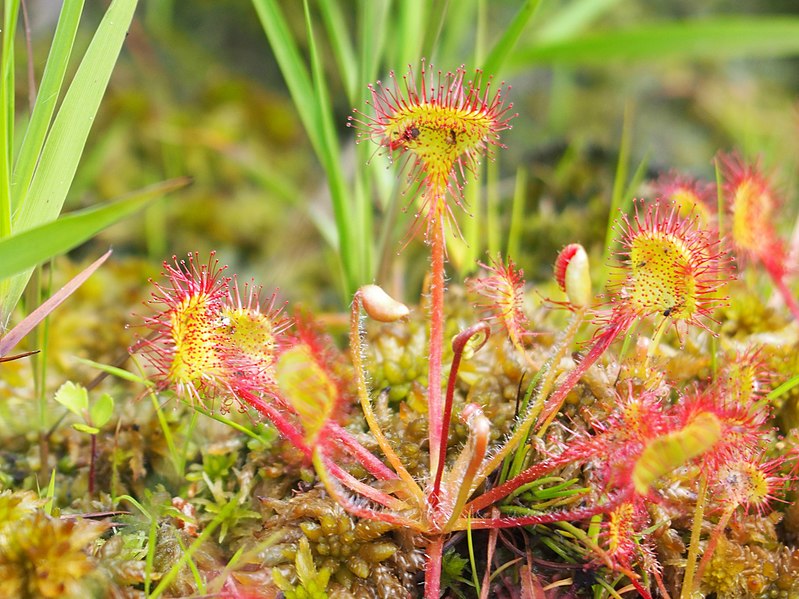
xmin=261 ymin=488 xmax=424 ymax=598
xmin=0 ymin=491 xmax=109 ymax=598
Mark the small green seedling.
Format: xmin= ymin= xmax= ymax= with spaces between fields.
xmin=54 ymin=381 xmax=114 ymax=434
xmin=55 ymin=381 xmax=115 ymax=495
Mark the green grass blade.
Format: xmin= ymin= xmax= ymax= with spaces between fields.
xmin=421 ymin=0 xmax=451 ymax=61
xmin=474 ymin=0 xmax=487 ymax=66
xmin=43 ymin=469 xmax=57 ymax=515
xmin=0 ymin=178 xmax=188 ymax=280
xmin=13 ymin=0 xmax=138 ymax=232
xmin=1 ymin=0 xmax=20 ymax=238
xmin=12 ymin=0 xmax=85 ymax=205
xmin=506 ymin=166 xmax=527 ymax=260
xmin=600 ymin=100 xmax=634 ymax=288
xmin=357 ymin=0 xmax=389 ymax=95
xmin=354 ymin=0 xmax=390 ymax=282
xmin=388 ymin=0 xmax=426 ymax=69
xmin=304 ymin=0 xmax=359 ymax=293
xmin=535 ymin=0 xmax=622 ymax=43
xmin=251 ymin=0 xmax=322 ymax=158
xmin=512 ymin=17 xmax=799 ymax=67
xmin=255 ymin=0 xmax=363 ymax=295
xmin=481 ymin=0 xmax=541 ymax=76
xmin=2 ymin=0 xmax=139 ymax=322
xmin=317 ymin=0 xmax=358 ymax=103
xmin=767 ymin=372 xmax=799 ymax=402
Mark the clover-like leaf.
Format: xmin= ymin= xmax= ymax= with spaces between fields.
xmin=90 ymin=393 xmax=114 ymax=428
xmin=54 ymin=381 xmax=88 ymax=417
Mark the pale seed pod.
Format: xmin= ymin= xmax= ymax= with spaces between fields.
xmin=358 ymin=285 xmax=410 ymax=322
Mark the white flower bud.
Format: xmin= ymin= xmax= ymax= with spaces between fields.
xmin=554 ymin=244 xmax=591 ymax=308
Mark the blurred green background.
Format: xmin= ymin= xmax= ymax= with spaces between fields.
xmin=23 ymin=0 xmax=799 ymax=308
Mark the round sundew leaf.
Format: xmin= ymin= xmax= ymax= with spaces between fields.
xmin=627 ymin=231 xmax=697 ymax=318
xmin=612 ymin=201 xmax=730 ymax=334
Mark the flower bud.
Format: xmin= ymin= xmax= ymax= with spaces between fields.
xmin=554 ymin=244 xmax=591 ymax=308
xmin=358 ymin=285 xmax=410 ymax=322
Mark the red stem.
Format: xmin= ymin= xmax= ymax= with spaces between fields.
xmin=536 ymin=319 xmax=628 ymax=431
xmin=240 ymin=388 xmax=397 ymax=483
xmin=467 ymin=448 xmax=577 ymax=513
xmin=327 ymin=422 xmax=397 ymax=481
xmin=322 ymin=451 xmax=406 ymax=511
xmin=629 ymin=575 xmax=654 ymax=599
xmin=314 ymin=448 xmax=421 ymax=530
xmin=771 ymin=270 xmax=799 ymax=322
xmin=467 ymin=320 xmax=628 ymax=513
xmin=427 ymin=219 xmax=446 ymax=475
xmin=467 ymin=489 xmax=631 ymax=529
xmin=236 ymin=388 xmax=311 ymax=458
xmin=424 ymin=536 xmax=444 ymax=599
xmin=430 ymin=322 xmax=490 ymax=511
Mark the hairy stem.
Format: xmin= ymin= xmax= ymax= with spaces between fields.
xmin=538 ymin=307 xmax=587 ymax=405
xmin=236 ymin=388 xmax=311 ymax=458
xmin=536 ymin=318 xmax=629 ymax=434
xmin=692 ymin=501 xmax=735 ymax=594
xmin=466 ymin=489 xmax=631 ymax=530
xmin=444 ymin=405 xmax=490 ymax=532
xmin=312 ymin=447 xmax=421 ymax=530
xmin=424 ymin=536 xmax=444 ymax=599
xmin=680 ymin=472 xmax=708 ymax=599
xmin=771 ymin=270 xmax=799 ymax=323
xmin=469 ymin=305 xmax=589 ymax=495
xmin=321 ymin=448 xmax=409 ymax=511
xmin=427 ymin=208 xmax=446 ymax=476
xmin=327 ymin=422 xmax=397 ymax=481
xmin=350 ymin=292 xmax=424 ymax=500
xmin=467 ymin=446 xmax=576 ymax=513
xmin=431 ymin=322 xmax=490 ymax=513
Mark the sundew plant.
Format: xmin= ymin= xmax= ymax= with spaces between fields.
xmin=2 ymin=3 xmax=799 ymax=599
xmin=126 ymin=61 xmax=798 ymax=598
